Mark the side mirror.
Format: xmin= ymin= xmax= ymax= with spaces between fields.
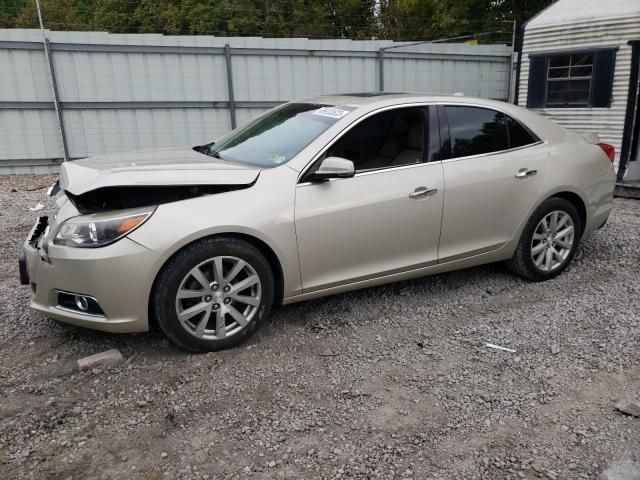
xmin=307 ymin=157 xmax=355 ymax=182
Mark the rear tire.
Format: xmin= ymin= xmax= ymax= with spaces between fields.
xmin=152 ymin=237 xmax=274 ymax=352
xmin=507 ymin=197 xmax=582 ymax=281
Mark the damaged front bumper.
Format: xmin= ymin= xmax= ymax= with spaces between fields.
xmin=20 ymin=214 xmax=160 ymax=333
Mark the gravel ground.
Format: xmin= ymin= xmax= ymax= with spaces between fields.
xmin=1 ymin=174 xmax=639 ymax=480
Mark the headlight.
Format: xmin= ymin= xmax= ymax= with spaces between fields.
xmin=54 ymin=206 xmax=155 ymax=248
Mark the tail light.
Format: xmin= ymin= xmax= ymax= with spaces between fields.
xmin=597 ymin=143 xmax=615 ymax=163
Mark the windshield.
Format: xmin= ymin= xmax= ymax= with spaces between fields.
xmin=205 ymin=103 xmax=353 ymax=167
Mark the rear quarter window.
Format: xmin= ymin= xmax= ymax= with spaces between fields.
xmin=505 ymin=114 xmax=539 ymax=148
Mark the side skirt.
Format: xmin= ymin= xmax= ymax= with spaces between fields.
xmin=281 ymin=244 xmax=514 ymax=305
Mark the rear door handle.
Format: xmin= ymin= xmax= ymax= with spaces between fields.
xmin=409 ymin=187 xmax=438 ymax=199
xmin=515 ymin=168 xmax=537 ymax=179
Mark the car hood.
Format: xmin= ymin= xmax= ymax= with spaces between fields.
xmin=60 ymin=147 xmax=261 ymax=196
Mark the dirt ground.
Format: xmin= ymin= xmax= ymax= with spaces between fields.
xmin=1 ymin=175 xmax=639 ymax=480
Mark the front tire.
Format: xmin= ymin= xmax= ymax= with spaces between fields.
xmin=507 ymin=197 xmax=582 ymax=281
xmin=152 ymin=237 xmax=274 ymax=352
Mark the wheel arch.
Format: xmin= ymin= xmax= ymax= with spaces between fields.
xmin=506 ymin=190 xmax=587 ymax=281
xmin=547 ymin=191 xmax=587 ymax=233
xmin=148 ymin=232 xmax=285 ymax=330
xmin=220 ymin=232 xmax=285 ymax=305
xmin=507 ymin=188 xmax=589 ymax=260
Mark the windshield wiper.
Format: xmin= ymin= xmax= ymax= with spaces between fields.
xmin=193 ymin=142 xmax=213 ymax=154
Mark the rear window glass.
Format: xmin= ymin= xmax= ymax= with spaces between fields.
xmin=445 ymin=106 xmax=508 ymax=158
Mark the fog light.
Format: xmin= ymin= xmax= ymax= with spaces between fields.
xmin=57 ymin=291 xmax=105 ymax=316
xmin=74 ymin=295 xmax=89 ymax=311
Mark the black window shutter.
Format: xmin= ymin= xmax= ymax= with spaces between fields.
xmin=527 ymin=56 xmax=547 ymax=108
xmin=591 ymin=49 xmax=616 ymax=107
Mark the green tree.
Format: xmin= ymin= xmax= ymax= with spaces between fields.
xmin=0 ymin=0 xmax=25 ymax=28
xmin=13 ymin=0 xmax=95 ymax=30
xmin=1 ymin=0 xmax=555 ymax=41
xmin=377 ymin=0 xmax=459 ymax=41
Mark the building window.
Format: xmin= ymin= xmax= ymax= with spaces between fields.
xmin=526 ymin=48 xmax=616 ymax=109
xmin=546 ymin=54 xmax=593 ymax=106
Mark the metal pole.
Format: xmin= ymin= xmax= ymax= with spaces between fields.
xmin=35 ymin=0 xmax=44 ymax=29
xmin=508 ymin=20 xmax=516 ymax=104
xmin=224 ymin=44 xmax=237 ymax=130
xmin=36 ymin=0 xmax=69 ymax=161
xmin=381 ymin=30 xmax=510 ymax=51
xmin=378 ymin=47 xmax=384 ymax=92
xmin=44 ymin=38 xmax=69 ymax=162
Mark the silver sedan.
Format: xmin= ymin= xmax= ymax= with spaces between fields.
xmin=19 ymin=94 xmax=616 ymax=351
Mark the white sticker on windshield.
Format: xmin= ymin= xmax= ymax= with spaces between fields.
xmin=312 ymin=107 xmax=350 ymax=119
xmin=268 ymin=153 xmax=286 ymax=164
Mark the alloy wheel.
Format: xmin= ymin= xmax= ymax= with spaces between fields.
xmin=530 ymin=210 xmax=575 ymax=272
xmin=175 ymin=256 xmax=262 ymax=340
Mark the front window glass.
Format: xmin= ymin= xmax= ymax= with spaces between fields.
xmin=326 ymin=107 xmax=426 ymax=172
xmin=206 ymin=103 xmax=353 ymax=167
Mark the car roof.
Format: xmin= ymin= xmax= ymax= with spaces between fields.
xmin=297 ymin=92 xmax=568 ymax=144
xmin=300 ymin=92 xmax=509 ymax=109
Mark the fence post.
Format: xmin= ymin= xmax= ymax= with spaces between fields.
xmin=508 ymin=20 xmax=516 ymax=103
xmin=43 ymin=38 xmax=69 ymax=162
xmin=378 ymin=47 xmax=384 ymax=92
xmin=36 ymin=0 xmax=69 ymax=162
xmin=224 ymin=44 xmax=237 ymax=130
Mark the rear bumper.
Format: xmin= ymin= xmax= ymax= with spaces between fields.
xmin=584 ymin=192 xmax=614 ymax=238
xmin=22 ymin=218 xmax=160 ymax=333
xmin=583 ymin=166 xmax=616 ymax=238
xmin=589 ymin=205 xmax=612 ymax=235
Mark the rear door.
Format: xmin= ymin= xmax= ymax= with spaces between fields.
xmin=438 ymin=104 xmax=550 ymax=262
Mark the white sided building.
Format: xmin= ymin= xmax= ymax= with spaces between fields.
xmin=517 ymin=0 xmax=640 ymax=183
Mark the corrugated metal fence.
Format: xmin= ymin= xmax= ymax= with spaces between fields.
xmin=0 ymin=29 xmax=513 ymax=174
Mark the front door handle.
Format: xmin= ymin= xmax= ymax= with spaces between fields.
xmin=409 ymin=186 xmax=438 ymax=199
xmin=515 ymin=168 xmax=537 ymax=179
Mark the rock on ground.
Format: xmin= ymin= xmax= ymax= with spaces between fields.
xmin=600 ymin=460 xmax=640 ymax=480
xmin=616 ymin=400 xmax=640 ymax=417
xmin=77 ymin=349 xmax=124 ymax=371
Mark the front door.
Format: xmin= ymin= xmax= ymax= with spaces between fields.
xmin=295 ymin=106 xmax=444 ymax=292
xmin=437 ymin=104 xmax=550 ymax=262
